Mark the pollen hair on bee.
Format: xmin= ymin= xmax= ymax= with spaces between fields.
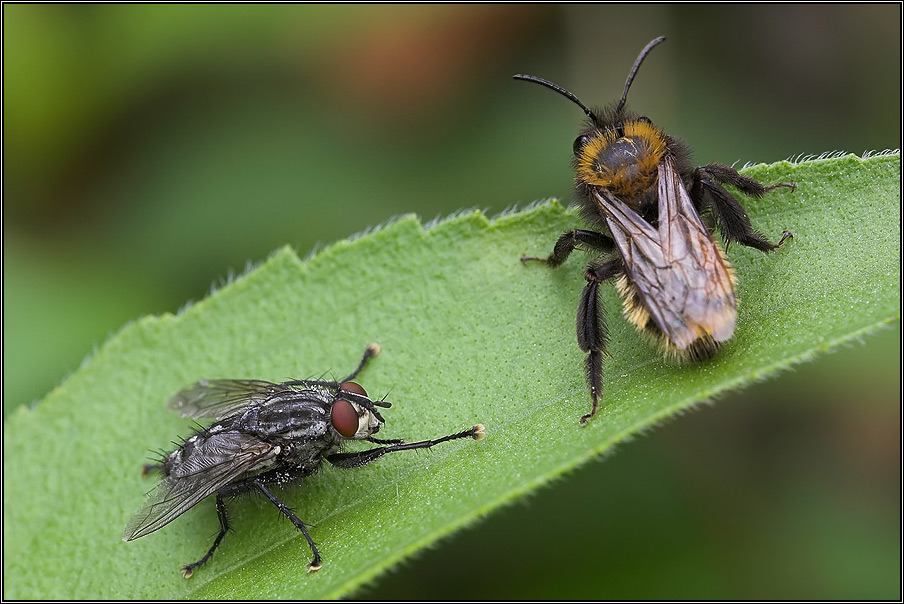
xmin=614 ymin=274 xmax=651 ymax=332
xmin=576 ymin=120 xmax=666 ymax=198
xmin=614 ymin=274 xmax=724 ymax=363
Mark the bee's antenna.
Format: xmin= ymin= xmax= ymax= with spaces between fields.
xmin=617 ymin=36 xmax=665 ymax=113
xmin=513 ymin=74 xmax=600 ymax=123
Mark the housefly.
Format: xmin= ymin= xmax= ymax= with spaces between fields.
xmin=123 ymin=343 xmax=485 ymax=577
xmin=515 ymin=37 xmax=794 ymax=425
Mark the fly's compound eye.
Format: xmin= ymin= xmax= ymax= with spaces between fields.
xmin=331 ymin=399 xmax=359 ymax=437
xmin=333 ymin=382 xmax=368 ymax=437
xmin=339 ymin=381 xmax=367 ymax=397
xmin=573 ymin=134 xmax=591 ymax=156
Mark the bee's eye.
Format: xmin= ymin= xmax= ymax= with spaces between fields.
xmin=331 ymin=399 xmax=359 ymax=437
xmin=637 ymin=116 xmax=652 ymax=124
xmin=339 ymin=381 xmax=367 ymax=397
xmin=573 ymin=135 xmax=591 ymax=156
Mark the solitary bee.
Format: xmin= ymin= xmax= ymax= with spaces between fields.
xmin=124 ymin=343 xmax=485 ymax=577
xmin=515 ymin=37 xmax=793 ymax=425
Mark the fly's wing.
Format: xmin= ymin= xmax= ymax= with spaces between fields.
xmin=594 ymin=155 xmax=736 ymax=350
xmin=123 ymin=431 xmax=279 ymax=541
xmin=168 ymin=379 xmax=287 ymax=420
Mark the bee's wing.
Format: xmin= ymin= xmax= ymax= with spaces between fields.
xmin=123 ymin=431 xmax=278 ymax=541
xmin=168 ymin=379 xmax=287 ymax=419
xmin=656 ymin=155 xmax=737 ymax=344
xmin=594 ymin=156 xmax=736 ymax=350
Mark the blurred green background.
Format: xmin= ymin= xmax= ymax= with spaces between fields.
xmin=3 ymin=4 xmax=900 ymax=599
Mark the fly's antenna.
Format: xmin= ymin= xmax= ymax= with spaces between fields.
xmin=513 ymin=74 xmax=599 ymax=123
xmin=617 ymin=36 xmax=666 ymax=113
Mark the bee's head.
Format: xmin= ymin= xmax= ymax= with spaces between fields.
xmin=514 ymin=37 xmax=667 ymax=203
xmin=330 ymin=382 xmax=390 ymax=439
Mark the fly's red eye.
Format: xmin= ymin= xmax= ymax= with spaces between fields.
xmin=331 ymin=399 xmax=359 ymax=437
xmin=339 ymin=382 xmax=367 ymax=397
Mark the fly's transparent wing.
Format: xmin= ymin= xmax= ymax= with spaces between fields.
xmin=593 ymin=155 xmax=736 ymax=350
xmin=123 ymin=431 xmax=278 ymax=541
xmin=168 ymin=379 xmax=287 ymax=420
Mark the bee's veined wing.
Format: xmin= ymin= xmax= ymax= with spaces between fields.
xmin=168 ymin=379 xmax=288 ymax=420
xmin=123 ymin=431 xmax=279 ymax=541
xmin=656 ymin=155 xmax=737 ymax=344
xmin=593 ymin=155 xmax=737 ymax=350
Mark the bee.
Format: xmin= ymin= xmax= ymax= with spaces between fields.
xmin=515 ymin=37 xmax=794 ymax=425
xmin=123 ymin=343 xmax=485 ymax=577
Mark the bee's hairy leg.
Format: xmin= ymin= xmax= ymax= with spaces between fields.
xmin=180 ymin=494 xmax=230 ymax=579
xmin=576 ymin=258 xmax=622 ymax=426
xmin=697 ymin=162 xmax=795 ymax=197
xmin=692 ymin=164 xmax=793 ymax=252
xmin=521 ymin=229 xmax=615 ymax=267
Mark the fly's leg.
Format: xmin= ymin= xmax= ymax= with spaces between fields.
xmin=141 ymin=463 xmax=163 ymax=478
xmin=338 ymin=342 xmax=381 ymax=383
xmin=521 ymin=229 xmax=614 ymax=267
xmin=692 ymin=164 xmax=794 ymax=251
xmin=181 ymin=494 xmax=230 ymax=579
xmin=577 ymin=258 xmax=622 ymax=426
xmin=253 ymin=481 xmax=323 ymax=572
xmin=327 ymin=425 xmax=485 ymax=469
xmin=283 ymin=343 xmax=381 ymax=392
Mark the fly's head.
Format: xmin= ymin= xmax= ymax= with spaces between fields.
xmin=330 ymin=381 xmax=389 ymax=440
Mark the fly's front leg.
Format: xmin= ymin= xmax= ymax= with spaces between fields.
xmin=692 ymin=164 xmax=794 ymax=251
xmin=338 ymin=342 xmax=381 ymax=383
xmin=576 ymin=258 xmax=622 ymax=426
xmin=327 ymin=425 xmax=485 ymax=469
xmin=522 ymin=229 xmax=615 ymax=267
xmin=283 ymin=343 xmax=382 ymax=391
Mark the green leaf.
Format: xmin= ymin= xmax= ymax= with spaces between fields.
xmin=3 ymin=151 xmax=899 ymax=599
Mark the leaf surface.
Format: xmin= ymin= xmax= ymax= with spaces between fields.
xmin=3 ymin=152 xmax=899 ymax=599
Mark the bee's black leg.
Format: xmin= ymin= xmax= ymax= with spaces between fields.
xmin=522 ymin=229 xmax=615 ymax=267
xmin=576 ymin=258 xmax=622 ymax=426
xmin=339 ymin=342 xmax=380 ymax=383
xmin=181 ymin=494 xmax=230 ymax=579
xmin=693 ymin=164 xmax=794 ymax=252
xmin=698 ymin=163 xmax=796 ymax=196
xmin=253 ymin=481 xmax=323 ymax=572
